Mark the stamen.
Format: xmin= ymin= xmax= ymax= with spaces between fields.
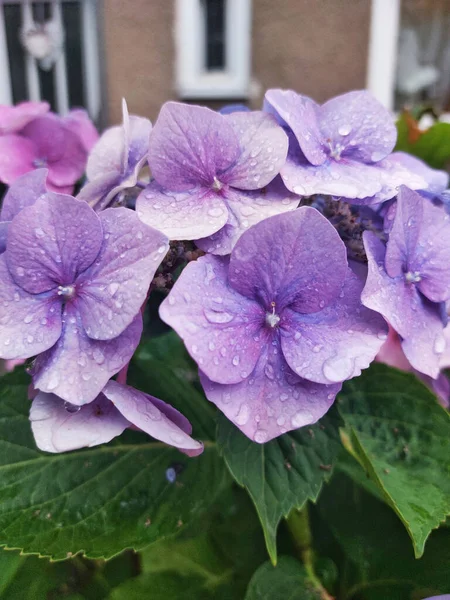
xmin=33 ymin=157 xmax=48 ymax=168
xmin=266 ymin=302 xmax=280 ymax=328
xmin=57 ymin=285 xmax=76 ymax=299
xmin=212 ymin=176 xmax=223 ymax=192
xmin=405 ymin=271 xmax=421 ymax=284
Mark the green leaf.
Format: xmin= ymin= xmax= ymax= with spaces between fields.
xmin=245 ymin=556 xmax=322 ymax=600
xmin=338 ymin=364 xmax=450 ymax=558
xmin=112 ymin=487 xmax=267 ymax=600
xmin=0 ymin=369 xmax=229 ymax=560
xmin=128 ymin=332 xmax=217 ymax=440
xmin=0 ymin=548 xmax=77 ymax=599
xmin=110 ymin=572 xmax=213 ymax=600
xmin=315 ymin=471 xmax=450 ymax=599
xmin=0 ymin=547 xmax=141 ymax=600
xmin=216 ymin=406 xmax=342 ymax=564
xmin=395 ymin=112 xmax=450 ymax=169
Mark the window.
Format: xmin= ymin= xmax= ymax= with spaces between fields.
xmin=366 ymin=0 xmax=450 ymax=112
xmin=0 ymin=0 xmax=102 ymax=122
xmin=175 ymin=0 xmax=252 ymax=100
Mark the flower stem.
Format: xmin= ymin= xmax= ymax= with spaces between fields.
xmin=286 ymin=504 xmax=334 ymax=600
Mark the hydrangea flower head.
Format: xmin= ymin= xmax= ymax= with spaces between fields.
xmin=264 ymin=89 xmax=427 ymax=203
xmin=30 ymin=381 xmax=203 ymax=456
xmin=0 ymin=192 xmax=169 ymax=404
xmin=362 ymin=186 xmax=450 ymax=378
xmin=0 ymin=112 xmax=89 ymax=193
xmin=78 ymin=99 xmax=151 ymax=211
xmin=160 ymin=208 xmax=387 ymax=442
xmin=0 ymin=101 xmax=49 ymax=134
xmin=137 ymin=101 xmax=297 ymax=255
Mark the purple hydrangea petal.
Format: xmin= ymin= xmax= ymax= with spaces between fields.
xmin=386 ymin=187 xmax=450 ymax=302
xmin=195 ymin=178 xmax=298 ymax=256
xmin=228 ymin=207 xmax=347 ymax=313
xmin=86 ymin=122 xmax=124 ymax=179
xmin=199 ymin=338 xmax=340 ymax=443
xmin=76 ymin=207 xmax=168 ymax=340
xmin=126 ymin=115 xmax=152 ymax=174
xmin=6 ymin=194 xmax=103 ymax=294
xmin=103 ymin=380 xmax=203 ymax=456
xmin=219 ymin=104 xmax=251 ymax=115
xmin=148 ymin=102 xmax=240 ymax=191
xmin=385 ymin=186 xmax=422 ymax=278
xmin=365 ymin=157 xmax=428 ymax=203
xmin=264 ymin=89 xmax=326 ymax=165
xmin=280 ymin=268 xmax=388 ymax=384
xmin=86 ymin=101 xmax=151 ymax=182
xmin=281 ymin=141 xmax=385 ymax=199
xmin=159 ymin=254 xmax=267 ymax=385
xmin=0 ymin=222 xmax=8 ymax=254
xmin=149 ymin=396 xmax=193 ymax=434
xmin=362 ymin=231 xmax=444 ymax=378
xmin=136 ymin=182 xmax=228 ymax=240
xmin=389 ymin=151 xmax=449 ymax=193
xmin=221 ymin=111 xmax=288 ymax=189
xmin=63 ymin=109 xmax=99 ymax=153
xmin=0 ymin=135 xmax=38 ymax=185
xmin=77 ymin=172 xmax=122 ymax=211
xmin=318 ymin=90 xmax=397 ymax=163
xmin=0 ymin=168 xmax=48 ymax=221
xmin=0 ymin=254 xmax=62 ymax=359
xmin=33 ymin=307 xmax=142 ymax=405
xmin=21 ymin=114 xmax=86 ymax=187
xmin=30 ymin=392 xmax=128 ymax=453
xmin=0 ymin=101 xmax=49 ymax=134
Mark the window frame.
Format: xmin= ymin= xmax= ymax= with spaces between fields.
xmin=175 ymin=0 xmax=252 ymax=100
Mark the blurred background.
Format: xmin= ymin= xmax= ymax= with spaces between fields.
xmin=0 ymin=0 xmax=450 ymax=127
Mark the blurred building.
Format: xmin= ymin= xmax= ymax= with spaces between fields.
xmin=0 ymin=0 xmax=449 ymax=127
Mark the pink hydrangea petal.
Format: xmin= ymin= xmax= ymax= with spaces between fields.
xmin=103 ymin=380 xmax=203 ymax=456
xmin=76 ymin=207 xmax=168 ymax=340
xmin=280 ymin=268 xmax=388 ymax=385
xmin=228 ymin=207 xmax=347 ymax=313
xmin=222 ymin=111 xmax=288 ymax=189
xmin=159 ymin=254 xmax=267 ymax=385
xmin=30 ymin=392 xmax=128 ymax=453
xmin=264 ymin=89 xmax=326 ymax=165
xmin=21 ymin=114 xmax=86 ymax=187
xmin=0 ymin=168 xmax=49 ymax=221
xmin=318 ymin=90 xmax=397 ymax=163
xmin=136 ymin=182 xmax=228 ymax=240
xmin=0 ymin=101 xmax=49 ymax=134
xmin=63 ymin=109 xmax=99 ymax=153
xmin=376 ymin=325 xmax=413 ymax=372
xmin=195 ymin=177 xmax=298 ymax=256
xmin=6 ymin=194 xmax=103 ymax=294
xmin=200 ymin=339 xmax=340 ymax=443
xmin=148 ymin=102 xmax=240 ymax=191
xmin=33 ymin=307 xmax=142 ymax=405
xmin=362 ymin=231 xmax=444 ymax=378
xmin=0 ymin=135 xmax=38 ymax=185
xmin=0 ymin=254 xmax=62 ymax=359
